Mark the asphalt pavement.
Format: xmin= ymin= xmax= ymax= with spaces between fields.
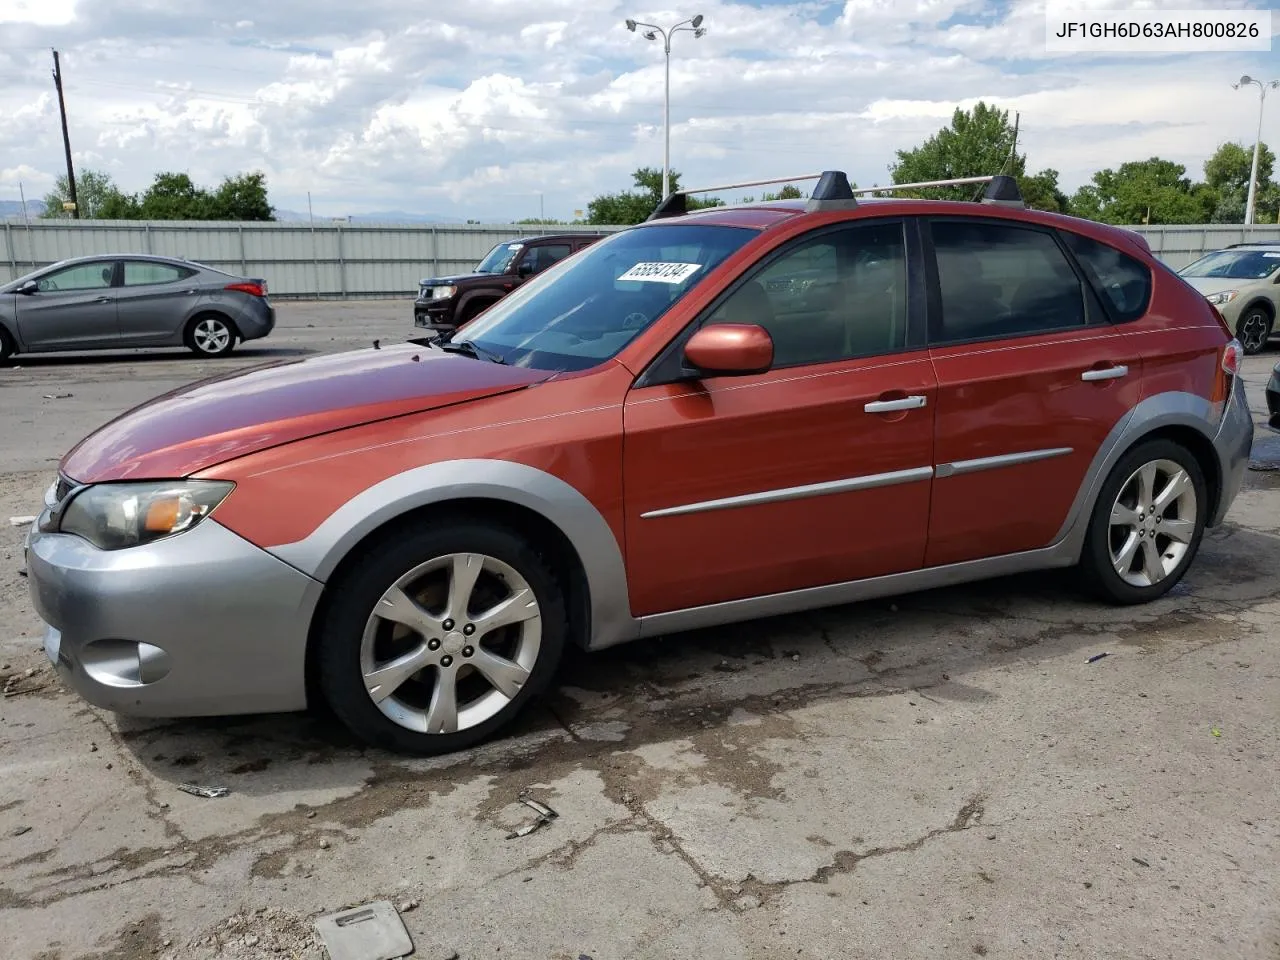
xmin=1 ymin=301 xmax=1277 ymax=960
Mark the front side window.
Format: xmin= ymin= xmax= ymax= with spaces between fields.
xmin=454 ymin=224 xmax=755 ymax=371
xmin=704 ymin=221 xmax=909 ymax=367
xmin=36 ymin=262 xmax=114 ymax=292
xmin=475 ymin=242 xmax=524 ymax=275
xmin=123 ymin=262 xmax=189 ymax=286
xmin=522 ymin=244 xmax=572 ymax=275
xmin=1178 ymin=249 xmax=1280 ymax=281
xmin=930 ymin=220 xmax=1086 ymax=344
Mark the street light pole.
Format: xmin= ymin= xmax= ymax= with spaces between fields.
xmin=625 ymin=14 xmax=707 ymax=199
xmin=1233 ymin=75 xmax=1280 ymax=226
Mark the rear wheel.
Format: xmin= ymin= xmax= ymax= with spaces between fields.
xmin=316 ymin=519 xmax=566 ymax=755
xmin=185 ymin=314 xmax=237 ymax=356
xmin=1236 ymin=306 xmax=1273 ymax=355
xmin=1080 ymin=439 xmax=1207 ymax=604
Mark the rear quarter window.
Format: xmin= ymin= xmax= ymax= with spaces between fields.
xmin=1060 ymin=231 xmax=1152 ymax=323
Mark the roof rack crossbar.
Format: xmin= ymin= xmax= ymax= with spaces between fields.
xmin=850 ymin=176 xmax=994 ymax=195
xmin=677 ymin=173 xmax=825 ymax=196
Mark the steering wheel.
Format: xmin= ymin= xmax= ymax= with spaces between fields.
xmin=622 ymin=311 xmax=649 ymax=328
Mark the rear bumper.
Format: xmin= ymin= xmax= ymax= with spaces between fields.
xmin=25 ymin=516 xmax=322 ymax=717
xmin=236 ymin=299 xmax=275 ymax=342
xmin=1211 ymin=373 xmax=1254 ymax=526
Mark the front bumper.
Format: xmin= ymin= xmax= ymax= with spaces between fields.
xmin=25 ymin=515 xmax=322 ymax=717
xmin=413 ymin=298 xmax=456 ymax=331
xmin=1210 ymin=372 xmax=1255 ymax=526
xmin=1266 ymin=363 xmax=1279 ymax=432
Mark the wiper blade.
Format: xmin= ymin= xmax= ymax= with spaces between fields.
xmin=437 ymin=339 xmax=506 ymax=364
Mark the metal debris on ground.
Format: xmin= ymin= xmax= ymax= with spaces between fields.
xmin=177 ymin=783 xmax=230 ymax=799
xmin=506 ymin=791 xmax=559 ymax=839
xmin=313 ymin=900 xmax=413 ymax=960
xmin=42 ymin=393 xmax=73 ymax=400
xmin=8 ymin=516 xmax=37 ymax=526
xmin=1086 ymin=652 xmax=1111 ymax=664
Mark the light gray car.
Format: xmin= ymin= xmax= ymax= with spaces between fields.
xmin=0 ymin=254 xmax=275 ymax=362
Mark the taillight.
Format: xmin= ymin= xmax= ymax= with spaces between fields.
xmin=1222 ymin=338 xmax=1243 ymax=377
xmin=225 ymin=281 xmax=266 ymax=297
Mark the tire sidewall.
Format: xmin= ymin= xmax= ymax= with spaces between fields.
xmin=0 ymin=328 xmax=14 ymax=363
xmin=186 ymin=314 xmax=237 ymax=356
xmin=316 ymin=520 xmax=567 ymax=755
xmin=1083 ymin=439 xmax=1208 ymax=604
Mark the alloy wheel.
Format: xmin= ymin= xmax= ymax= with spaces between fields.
xmin=1107 ymin=458 xmax=1198 ymax=588
xmin=193 ymin=317 xmax=232 ymax=353
xmin=1239 ymin=310 xmax=1270 ymax=354
xmin=359 ymin=553 xmax=542 ymax=734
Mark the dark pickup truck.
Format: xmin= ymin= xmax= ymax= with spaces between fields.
xmin=413 ymin=233 xmax=605 ymax=332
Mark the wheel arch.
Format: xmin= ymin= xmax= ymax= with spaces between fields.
xmin=270 ymin=459 xmax=635 ymax=672
xmin=1052 ymin=391 xmax=1226 ymax=559
xmin=1240 ymin=296 xmax=1276 ymax=322
xmin=456 ymin=291 xmax=501 ymax=322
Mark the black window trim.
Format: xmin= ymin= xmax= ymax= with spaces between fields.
xmin=121 ymin=260 xmax=196 ymax=288
xmin=1053 ymin=227 xmax=1153 ymax=325
xmin=920 ymin=215 xmax=1112 ymax=349
xmin=635 ymin=216 xmax=927 ymax=389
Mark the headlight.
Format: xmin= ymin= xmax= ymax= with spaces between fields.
xmin=1206 ymin=290 xmax=1238 ymax=306
xmin=49 ymin=480 xmax=234 ymax=550
xmin=431 ymin=285 xmax=456 ymax=300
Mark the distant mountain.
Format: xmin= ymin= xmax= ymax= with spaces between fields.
xmin=272 ymin=207 xmax=466 ymax=225
xmin=0 ymin=199 xmax=45 ymax=220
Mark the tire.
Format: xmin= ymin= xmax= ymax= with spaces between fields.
xmin=316 ymin=519 xmax=567 ymax=755
xmin=0 ymin=327 xmax=14 ymax=364
xmin=455 ymin=299 xmax=493 ymax=328
xmin=1079 ymin=439 xmax=1208 ymax=604
xmin=1236 ymin=305 xmax=1273 ymax=355
xmin=185 ymin=314 xmax=238 ymax=357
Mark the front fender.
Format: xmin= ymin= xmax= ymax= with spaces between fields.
xmin=267 ymin=458 xmax=637 ymax=651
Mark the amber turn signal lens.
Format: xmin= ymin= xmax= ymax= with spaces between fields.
xmin=143 ymin=498 xmax=182 ymax=533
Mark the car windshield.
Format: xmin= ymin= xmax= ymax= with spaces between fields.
xmin=444 ymin=223 xmax=756 ymax=372
xmin=474 ymin=242 xmax=524 ymax=275
xmin=1179 ymin=249 xmax=1280 ymax=280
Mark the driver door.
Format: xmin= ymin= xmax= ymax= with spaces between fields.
xmin=622 ymin=218 xmax=937 ymax=616
xmin=16 ymin=260 xmax=121 ymax=351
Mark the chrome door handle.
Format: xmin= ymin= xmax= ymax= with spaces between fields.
xmin=183 ymin=289 xmax=197 ymax=295
xmin=93 ymin=296 xmax=112 ymax=303
xmin=1081 ymin=365 xmax=1128 ymax=382
xmin=865 ymin=395 xmax=928 ymax=413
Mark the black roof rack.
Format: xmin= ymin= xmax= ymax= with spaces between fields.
xmin=645 ymin=170 xmax=1025 ymax=220
xmin=1225 ymin=240 xmax=1280 ymax=248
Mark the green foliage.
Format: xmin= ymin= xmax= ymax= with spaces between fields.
xmin=1071 ymin=157 xmax=1212 ymax=225
xmin=40 ymin=169 xmax=131 ymax=219
xmin=586 ymin=167 xmax=722 ymax=225
xmin=43 ymin=170 xmax=275 ymax=221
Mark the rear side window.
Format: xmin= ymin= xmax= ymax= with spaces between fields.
xmin=929 ymin=220 xmax=1086 ymax=344
xmin=123 ymin=262 xmax=191 ymax=286
xmin=1060 ymin=231 xmax=1152 ymax=322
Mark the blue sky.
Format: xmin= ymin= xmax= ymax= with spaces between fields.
xmin=1 ymin=0 xmax=1278 ymax=221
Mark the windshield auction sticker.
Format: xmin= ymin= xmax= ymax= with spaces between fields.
xmin=618 ymin=262 xmax=703 ymax=284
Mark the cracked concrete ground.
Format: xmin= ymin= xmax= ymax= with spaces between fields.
xmin=1 ymin=301 xmax=1277 ymax=960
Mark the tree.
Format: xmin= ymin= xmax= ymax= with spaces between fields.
xmin=40 ymin=168 xmax=130 ymax=219
xmin=1202 ymin=141 xmax=1277 ymax=223
xmin=1070 ymin=158 xmax=1208 ymax=225
xmin=586 ymin=167 xmax=722 ymax=225
xmin=888 ymin=101 xmax=1065 ymax=212
xmin=740 ymin=184 xmax=807 ymax=202
xmin=209 ymin=172 xmax=273 ymax=221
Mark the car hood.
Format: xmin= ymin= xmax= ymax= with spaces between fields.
xmin=60 ymin=342 xmax=551 ymax=482
xmin=418 ymin=272 xmax=495 ymax=286
xmin=1180 ymin=276 xmax=1256 ymax=296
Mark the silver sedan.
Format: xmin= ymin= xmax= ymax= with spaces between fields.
xmin=0 ymin=254 xmax=275 ymax=361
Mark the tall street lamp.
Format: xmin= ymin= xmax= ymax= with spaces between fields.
xmin=625 ymin=13 xmax=706 ymax=199
xmin=1232 ymin=75 xmax=1280 ymax=226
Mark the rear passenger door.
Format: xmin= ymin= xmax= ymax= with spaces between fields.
xmin=116 ymin=260 xmax=200 ymax=345
xmin=922 ymin=217 xmax=1145 ymax=568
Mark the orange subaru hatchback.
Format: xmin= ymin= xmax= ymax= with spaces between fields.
xmin=26 ymin=172 xmax=1253 ymax=754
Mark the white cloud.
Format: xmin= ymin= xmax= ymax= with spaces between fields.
xmin=0 ymin=0 xmax=1275 ymax=219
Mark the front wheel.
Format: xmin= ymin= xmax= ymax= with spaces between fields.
xmin=1080 ymin=439 xmax=1207 ymax=604
xmin=316 ymin=520 xmax=566 ymax=755
xmin=1236 ymin=307 xmax=1273 ymax=355
xmin=185 ymin=314 xmax=237 ymax=356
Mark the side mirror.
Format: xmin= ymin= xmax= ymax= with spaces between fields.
xmin=683 ymin=323 xmax=774 ymax=377
xmin=17 ymin=279 xmax=38 ymax=295
xmin=517 ymin=260 xmax=535 ymax=278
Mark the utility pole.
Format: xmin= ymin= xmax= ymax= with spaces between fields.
xmin=51 ymin=49 xmax=79 ymax=219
